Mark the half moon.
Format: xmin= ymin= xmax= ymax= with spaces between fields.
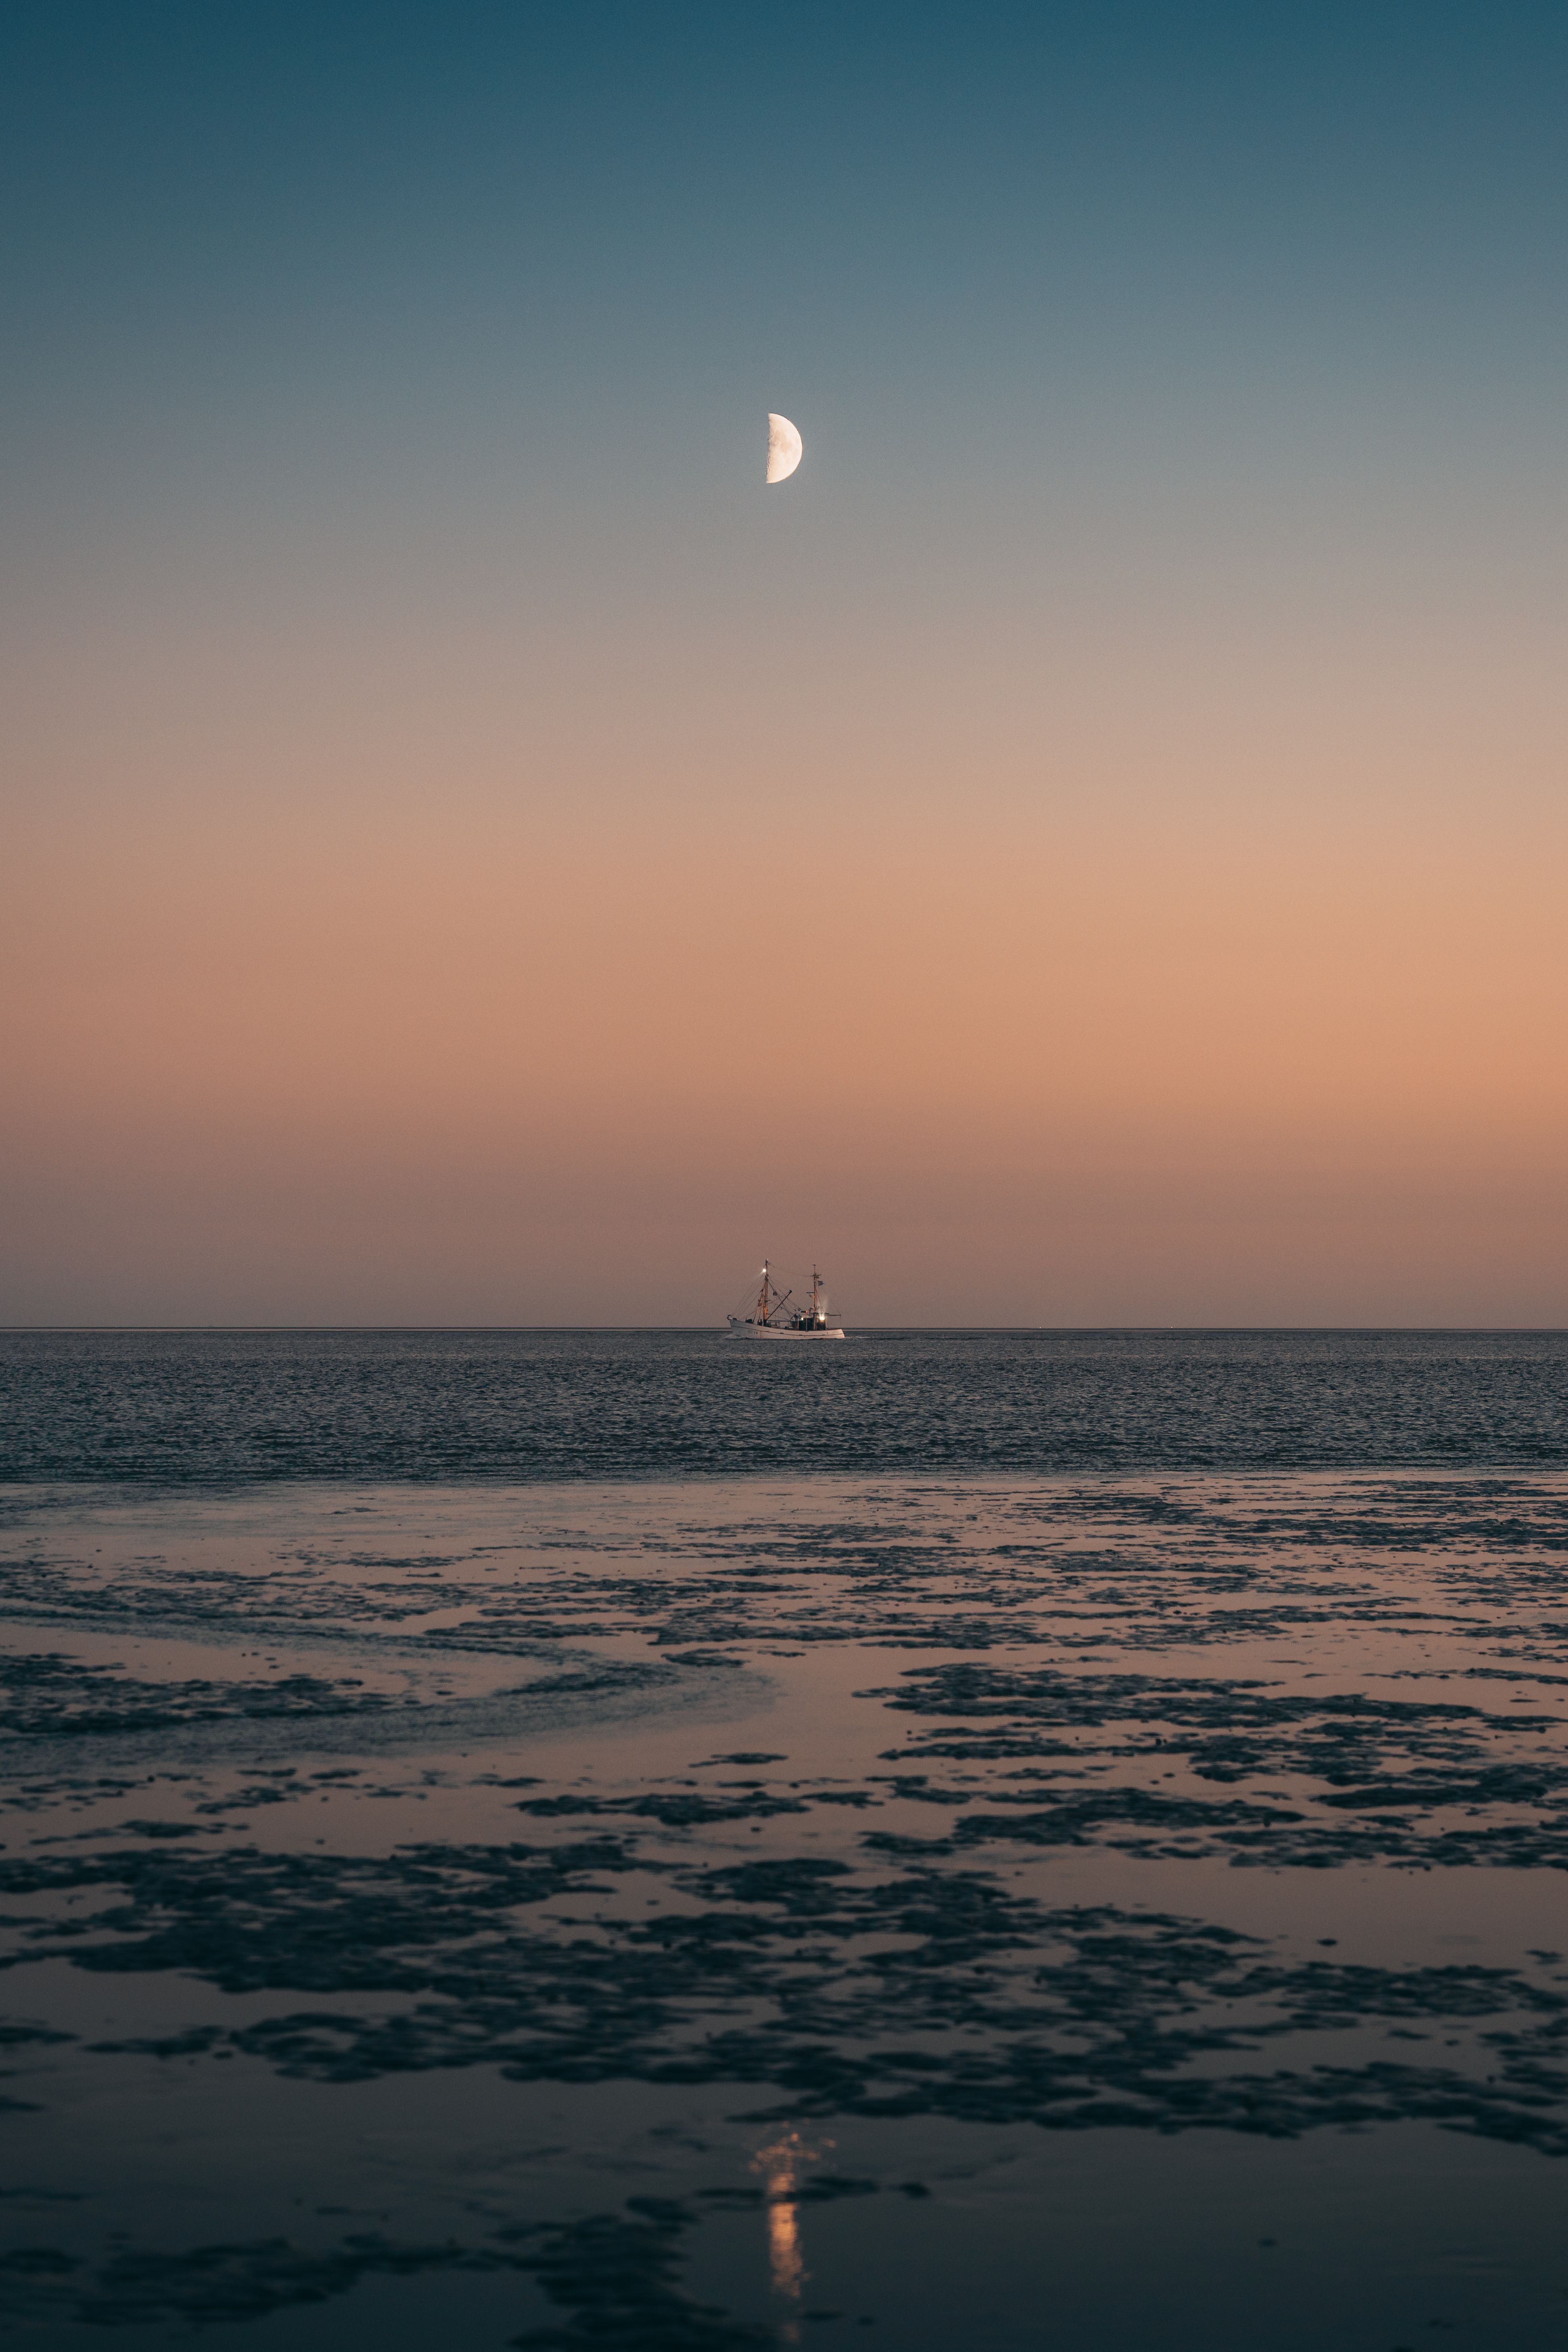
xmin=766 ymin=412 xmax=803 ymax=484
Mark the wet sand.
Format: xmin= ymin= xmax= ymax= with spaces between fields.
xmin=3 ymin=1473 xmax=1567 ymax=2346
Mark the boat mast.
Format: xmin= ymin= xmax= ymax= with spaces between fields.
xmin=811 ymin=1266 xmax=821 ymax=1324
xmin=756 ymin=1261 xmax=771 ymax=1325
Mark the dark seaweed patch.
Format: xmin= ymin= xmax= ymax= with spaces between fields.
xmin=506 ymin=2200 xmax=777 ymax=2350
xmin=6 ymin=1836 xmax=1566 ymax=2155
xmin=0 ymin=2204 xmax=778 ymax=2344
xmin=863 ymin=1662 xmax=1568 ymax=1869
xmin=0 ymin=1652 xmax=394 ymax=1742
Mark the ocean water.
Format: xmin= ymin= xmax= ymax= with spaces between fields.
xmin=2 ymin=1327 xmax=1565 ymax=1481
xmin=2 ymin=1332 xmax=1566 ymax=2349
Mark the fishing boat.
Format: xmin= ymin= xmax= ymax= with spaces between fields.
xmin=727 ymin=1263 xmax=846 ymax=1340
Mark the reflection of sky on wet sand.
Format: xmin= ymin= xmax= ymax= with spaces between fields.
xmin=2 ymin=1472 xmax=1568 ymax=2344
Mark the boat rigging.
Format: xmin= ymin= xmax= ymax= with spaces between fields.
xmin=726 ymin=1262 xmax=847 ymax=1340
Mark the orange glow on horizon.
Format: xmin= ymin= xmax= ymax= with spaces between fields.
xmin=5 ymin=566 xmax=1566 ymax=1324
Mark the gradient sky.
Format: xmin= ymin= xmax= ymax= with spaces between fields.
xmin=4 ymin=1 xmax=1566 ymax=1324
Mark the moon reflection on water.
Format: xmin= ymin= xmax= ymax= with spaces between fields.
xmin=753 ymin=2127 xmax=828 ymax=2333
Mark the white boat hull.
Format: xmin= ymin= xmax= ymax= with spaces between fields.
xmin=727 ymin=1316 xmax=846 ymax=1340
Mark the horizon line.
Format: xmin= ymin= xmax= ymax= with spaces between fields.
xmin=4 ymin=1324 xmax=1566 ymax=1338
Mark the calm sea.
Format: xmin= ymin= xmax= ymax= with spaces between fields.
xmin=2 ymin=1326 xmax=1564 ymax=1481
xmin=2 ymin=1331 xmax=1566 ymax=2349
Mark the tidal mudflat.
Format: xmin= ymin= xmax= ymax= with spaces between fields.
xmin=3 ymin=1469 xmax=1567 ymax=2347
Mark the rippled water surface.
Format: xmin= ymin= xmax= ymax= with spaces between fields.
xmin=2 ymin=1336 xmax=1567 ymax=2346
xmin=2 ymin=1328 xmax=1565 ymax=1481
